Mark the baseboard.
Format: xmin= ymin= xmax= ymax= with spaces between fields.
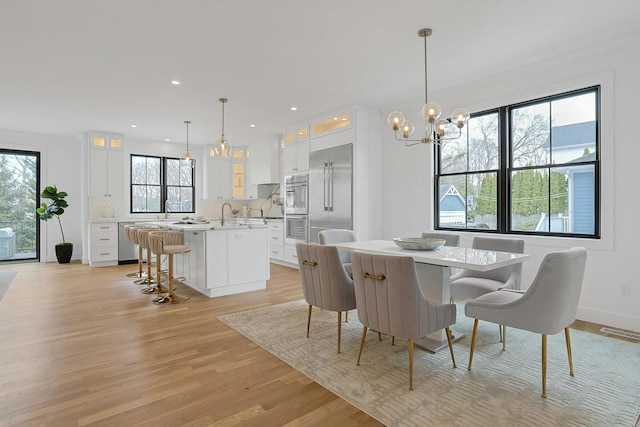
xmin=577 ymin=306 xmax=640 ymax=333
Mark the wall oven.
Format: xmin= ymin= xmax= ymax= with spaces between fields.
xmin=284 ymin=174 xmax=309 ymax=215
xmin=285 ymin=214 xmax=308 ymax=245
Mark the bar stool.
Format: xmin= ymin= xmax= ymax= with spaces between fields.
xmin=138 ymin=228 xmax=164 ymax=293
xmin=131 ymin=226 xmax=157 ymax=285
xmin=148 ymin=231 xmax=191 ymax=304
xmin=125 ymin=224 xmax=146 ymax=278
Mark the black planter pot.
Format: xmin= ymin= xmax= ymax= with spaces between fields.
xmin=55 ymin=243 xmax=73 ymax=264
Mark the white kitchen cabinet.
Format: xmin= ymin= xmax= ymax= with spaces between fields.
xmin=266 ymin=219 xmax=284 ymax=261
xmin=171 ymin=226 xmax=269 ymax=297
xmin=89 ymin=144 xmax=124 ymax=198
xmin=284 ymin=246 xmax=300 ymax=266
xmin=283 ymin=139 xmax=309 ymax=173
xmin=206 ymin=157 xmax=231 ymax=200
xmin=228 ymin=229 xmax=269 ymax=284
xmin=248 ymin=139 xmax=280 ymax=185
xmin=87 ymin=222 xmax=118 ymax=267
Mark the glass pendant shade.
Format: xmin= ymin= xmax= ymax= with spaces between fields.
xmin=434 ymin=118 xmax=448 ymax=137
xmin=401 ymin=121 xmax=415 ymax=138
xmin=422 ymin=101 xmax=442 ymax=123
xmin=211 ymin=138 xmax=231 ymax=157
xmin=210 ymin=98 xmax=231 ymax=157
xmin=451 ymin=108 xmax=471 ymax=129
xmin=387 ymin=111 xmax=406 ymax=130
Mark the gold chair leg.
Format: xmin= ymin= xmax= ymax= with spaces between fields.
xmin=502 ymin=325 xmax=506 ymax=351
xmin=356 ymin=326 xmax=368 ymax=366
xmin=378 ymin=331 xmax=382 ymax=341
xmin=468 ymin=319 xmax=479 ymax=371
xmin=565 ymin=327 xmax=574 ymax=376
xmin=306 ymin=305 xmax=312 ymax=338
xmin=337 ymin=311 xmax=342 ymax=354
xmin=542 ymin=334 xmax=547 ymax=398
xmin=345 ymin=311 xmax=348 ymax=322
xmin=445 ymin=327 xmax=457 ymax=368
xmin=408 ymin=338 xmax=414 ymax=391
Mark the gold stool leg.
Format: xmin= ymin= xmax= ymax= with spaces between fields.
xmin=153 ymin=253 xmax=189 ymax=304
xmin=141 ymin=252 xmax=168 ymax=294
xmin=133 ymin=246 xmax=149 ymax=284
xmin=446 ymin=327 xmax=457 ymax=368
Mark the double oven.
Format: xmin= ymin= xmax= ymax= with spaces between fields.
xmin=284 ymin=174 xmax=309 ymax=245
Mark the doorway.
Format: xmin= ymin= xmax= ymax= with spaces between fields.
xmin=0 ymin=149 xmax=40 ymax=262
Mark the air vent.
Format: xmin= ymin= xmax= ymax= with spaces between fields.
xmin=600 ymin=327 xmax=640 ymax=341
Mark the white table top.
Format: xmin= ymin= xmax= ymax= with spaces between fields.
xmin=334 ymin=240 xmax=529 ymax=271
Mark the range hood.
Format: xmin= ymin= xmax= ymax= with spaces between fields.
xmin=257 ymin=183 xmax=280 ymax=200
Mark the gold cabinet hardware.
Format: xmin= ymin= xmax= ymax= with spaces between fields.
xmin=363 ymin=273 xmax=385 ymax=280
xmin=302 ymin=260 xmax=317 ymax=266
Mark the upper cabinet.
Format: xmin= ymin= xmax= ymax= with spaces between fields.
xmin=311 ymin=113 xmax=350 ymax=137
xmin=283 ymin=125 xmax=310 ymax=174
xmin=88 ymin=132 xmax=124 ymax=199
xmin=248 ymin=138 xmax=280 ymax=185
xmin=205 ymin=156 xmax=231 ymax=200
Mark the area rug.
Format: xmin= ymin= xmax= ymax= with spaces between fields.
xmin=0 ymin=271 xmax=16 ymax=302
xmin=218 ymin=299 xmax=640 ymax=427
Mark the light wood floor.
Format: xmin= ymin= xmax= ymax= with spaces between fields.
xmin=0 ymin=261 xmax=635 ymax=426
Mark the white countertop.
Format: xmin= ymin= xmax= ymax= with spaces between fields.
xmin=140 ymin=221 xmax=268 ymax=231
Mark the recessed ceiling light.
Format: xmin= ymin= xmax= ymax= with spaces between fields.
xmin=165 ymin=138 xmax=171 ymax=141
xmin=130 ymin=124 xmax=138 ymax=128
xmin=333 ymin=117 xmax=338 ymax=120
xmin=290 ymin=107 xmax=298 ymax=111
xmin=249 ymin=124 xmax=256 ymax=128
xmin=171 ymin=80 xmax=181 ymax=85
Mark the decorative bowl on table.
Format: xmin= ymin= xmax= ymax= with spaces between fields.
xmin=393 ymin=237 xmax=446 ymax=251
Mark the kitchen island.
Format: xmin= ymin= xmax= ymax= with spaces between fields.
xmin=143 ymin=221 xmax=269 ymax=298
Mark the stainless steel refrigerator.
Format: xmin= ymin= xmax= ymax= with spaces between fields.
xmin=309 ymin=143 xmax=353 ymax=243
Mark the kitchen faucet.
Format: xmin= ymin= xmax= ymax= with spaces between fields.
xmin=164 ymin=200 xmax=170 ymax=219
xmin=221 ymin=202 xmax=232 ymax=226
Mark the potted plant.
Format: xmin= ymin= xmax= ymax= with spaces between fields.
xmin=36 ymin=185 xmax=72 ymax=263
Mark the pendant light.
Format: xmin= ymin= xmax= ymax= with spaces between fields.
xmin=183 ymin=120 xmax=192 ymax=162
xmin=210 ymin=98 xmax=232 ymax=157
xmin=387 ymin=28 xmax=470 ymax=145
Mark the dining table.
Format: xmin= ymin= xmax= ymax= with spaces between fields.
xmin=332 ymin=239 xmax=530 ymax=353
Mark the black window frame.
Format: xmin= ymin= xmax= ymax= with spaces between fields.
xmin=435 ymin=86 xmax=600 ymax=239
xmin=130 ymin=154 xmax=195 ymax=214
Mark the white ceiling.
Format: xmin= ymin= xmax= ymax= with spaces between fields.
xmin=2 ymin=0 xmax=640 ymax=147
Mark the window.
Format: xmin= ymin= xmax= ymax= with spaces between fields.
xmin=436 ymin=86 xmax=599 ymax=238
xmin=131 ymin=155 xmax=195 ymax=213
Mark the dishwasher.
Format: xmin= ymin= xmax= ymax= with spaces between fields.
xmin=118 ymin=222 xmax=138 ymax=264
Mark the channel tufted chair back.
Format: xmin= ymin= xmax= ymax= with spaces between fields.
xmin=351 ymin=251 xmax=457 ymax=390
xmin=296 ymin=243 xmax=356 ymax=353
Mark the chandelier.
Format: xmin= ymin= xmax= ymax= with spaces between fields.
xmin=183 ymin=120 xmax=192 ymax=162
xmin=387 ymin=28 xmax=470 ymax=145
xmin=210 ymin=98 xmax=231 ymax=157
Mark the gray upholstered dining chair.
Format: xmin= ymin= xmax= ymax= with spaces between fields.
xmin=296 ymin=242 xmax=356 ymax=354
xmin=351 ymin=251 xmax=457 ymax=390
xmin=318 ymin=229 xmax=355 ymax=278
xmin=450 ymin=236 xmax=525 ymax=302
xmin=421 ymin=232 xmax=461 ymax=247
xmin=465 ymin=247 xmax=587 ymax=398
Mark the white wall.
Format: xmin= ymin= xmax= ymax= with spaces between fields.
xmin=380 ymin=33 xmax=640 ymax=331
xmin=0 ymin=129 xmax=84 ymax=262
